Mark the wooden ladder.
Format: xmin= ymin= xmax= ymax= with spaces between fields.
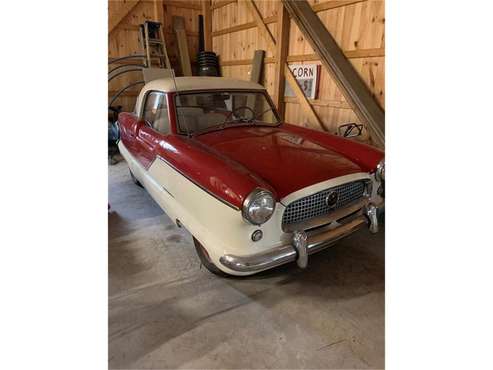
xmin=139 ymin=21 xmax=171 ymax=69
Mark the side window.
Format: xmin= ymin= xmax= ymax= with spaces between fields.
xmin=142 ymin=92 xmax=170 ymax=134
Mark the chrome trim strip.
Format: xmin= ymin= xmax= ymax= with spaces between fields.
xmin=219 ymin=215 xmax=369 ymax=272
xmin=162 ymin=185 xmax=174 ymax=198
xmin=156 ymin=155 xmax=241 ymax=211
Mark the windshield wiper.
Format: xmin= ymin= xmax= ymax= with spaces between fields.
xmin=192 ymin=119 xmax=253 ymax=137
xmin=243 ymin=108 xmax=277 ymax=123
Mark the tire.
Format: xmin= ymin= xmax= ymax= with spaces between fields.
xmin=193 ymin=237 xmax=230 ymax=277
xmin=129 ymin=169 xmax=143 ymax=187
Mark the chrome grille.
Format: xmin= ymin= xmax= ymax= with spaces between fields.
xmin=282 ymin=181 xmax=367 ymax=227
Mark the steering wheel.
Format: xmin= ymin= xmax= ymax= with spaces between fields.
xmin=224 ymin=105 xmax=256 ymax=123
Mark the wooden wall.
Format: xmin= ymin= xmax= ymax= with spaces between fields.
xmin=109 ymin=0 xmax=385 ymax=142
xmin=108 ymin=0 xmax=202 ymax=112
xmin=211 ymin=0 xmax=385 ymax=140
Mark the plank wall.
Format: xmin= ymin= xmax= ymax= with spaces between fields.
xmin=109 ymin=0 xmax=385 ymax=141
xmin=108 ymin=0 xmax=202 ymax=112
xmin=212 ymin=0 xmax=384 ymax=140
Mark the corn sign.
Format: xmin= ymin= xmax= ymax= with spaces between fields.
xmin=284 ymin=64 xmax=321 ymax=99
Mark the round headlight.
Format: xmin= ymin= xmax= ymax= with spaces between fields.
xmin=376 ymin=159 xmax=385 ymax=182
xmin=242 ymin=189 xmax=275 ymax=225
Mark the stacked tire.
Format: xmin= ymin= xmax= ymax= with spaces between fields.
xmin=197 ymin=51 xmax=220 ymax=76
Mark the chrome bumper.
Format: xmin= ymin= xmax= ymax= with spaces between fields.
xmin=219 ymin=204 xmax=379 ymax=273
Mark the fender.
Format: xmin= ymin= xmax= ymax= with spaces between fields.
xmin=154 ymin=135 xmax=277 ymax=209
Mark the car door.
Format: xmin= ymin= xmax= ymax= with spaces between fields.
xmin=136 ymin=91 xmax=171 ymax=169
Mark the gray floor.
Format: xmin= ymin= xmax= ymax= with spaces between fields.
xmin=109 ymin=158 xmax=384 ymax=369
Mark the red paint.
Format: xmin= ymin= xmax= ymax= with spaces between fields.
xmin=195 ymin=126 xmax=363 ymax=198
xmin=282 ymin=123 xmax=384 ymax=172
xmin=119 ymin=94 xmax=384 ymax=208
xmin=157 ymin=135 xmax=276 ymax=206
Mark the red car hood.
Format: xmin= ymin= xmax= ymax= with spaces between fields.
xmin=194 ymin=126 xmax=363 ymax=198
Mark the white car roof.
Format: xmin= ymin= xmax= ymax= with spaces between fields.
xmin=142 ymin=76 xmax=266 ymax=93
xmin=134 ymin=77 xmax=267 ymax=115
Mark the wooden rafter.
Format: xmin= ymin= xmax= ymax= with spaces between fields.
xmin=109 ymin=0 xmax=141 ymax=34
xmin=244 ymin=0 xmax=325 ymax=130
xmin=282 ymin=0 xmax=385 ymax=147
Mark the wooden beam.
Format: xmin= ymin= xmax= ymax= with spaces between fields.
xmin=250 ymin=50 xmax=265 ymax=83
xmin=286 ymin=48 xmax=385 ymax=62
xmin=109 ymin=0 xmax=141 ymax=34
xmin=211 ymin=0 xmax=236 ymax=10
xmin=246 ymin=50 xmax=265 ymax=108
xmin=220 ymin=57 xmax=274 ymax=66
xmin=273 ymin=2 xmax=289 ymax=119
xmin=219 ymin=48 xmax=384 ymax=66
xmin=344 ymin=48 xmax=385 ymax=59
xmin=202 ymin=0 xmax=213 ymax=51
xmin=282 ymin=0 xmax=384 ymax=147
xmin=311 ymin=0 xmax=366 ymax=13
xmin=153 ymin=0 xmax=164 ymax=21
xmin=245 ymin=0 xmax=325 ymax=130
xmin=211 ymin=16 xmax=276 ymax=37
xmin=284 ymin=97 xmax=351 ymax=109
xmin=164 ymin=1 xmax=201 ymax=10
xmin=173 ymin=16 xmax=192 ymax=76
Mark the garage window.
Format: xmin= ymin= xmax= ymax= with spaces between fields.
xmin=142 ymin=91 xmax=170 ymax=135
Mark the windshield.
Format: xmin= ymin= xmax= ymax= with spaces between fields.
xmin=174 ymin=90 xmax=280 ymax=135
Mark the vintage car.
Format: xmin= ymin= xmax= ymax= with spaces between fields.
xmin=117 ymin=76 xmax=384 ymax=276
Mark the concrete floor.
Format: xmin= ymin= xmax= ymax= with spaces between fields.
xmin=109 ymin=158 xmax=385 ymax=369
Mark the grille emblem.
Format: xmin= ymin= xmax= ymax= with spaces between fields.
xmin=325 ymin=191 xmax=339 ymax=208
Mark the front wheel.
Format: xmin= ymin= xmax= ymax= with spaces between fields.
xmin=193 ymin=238 xmax=230 ymax=277
xmin=129 ymin=169 xmax=143 ymax=187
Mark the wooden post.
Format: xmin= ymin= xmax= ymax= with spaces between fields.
xmin=247 ymin=50 xmax=265 ymax=110
xmin=244 ymin=0 xmax=325 ymax=130
xmin=202 ymin=0 xmax=213 ymax=51
xmin=173 ymin=16 xmax=192 ymax=76
xmin=250 ymin=50 xmax=265 ymax=83
xmin=273 ymin=2 xmax=289 ymax=121
xmin=153 ymin=0 xmax=164 ymax=22
xmin=282 ymin=0 xmax=385 ymax=148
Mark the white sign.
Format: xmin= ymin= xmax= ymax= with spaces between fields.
xmin=284 ymin=64 xmax=321 ymax=99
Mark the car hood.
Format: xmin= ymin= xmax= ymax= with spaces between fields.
xmin=194 ymin=125 xmax=363 ymax=198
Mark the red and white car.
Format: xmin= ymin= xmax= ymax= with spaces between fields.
xmin=118 ymin=77 xmax=384 ymax=276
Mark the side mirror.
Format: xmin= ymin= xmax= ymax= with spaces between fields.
xmin=338 ymin=122 xmax=364 ymax=138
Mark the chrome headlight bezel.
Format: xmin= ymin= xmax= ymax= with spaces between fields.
xmin=242 ymin=188 xmax=276 ymax=225
xmin=375 ymin=159 xmax=385 ymax=182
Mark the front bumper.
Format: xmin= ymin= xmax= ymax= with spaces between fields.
xmin=219 ymin=204 xmax=379 ymax=273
